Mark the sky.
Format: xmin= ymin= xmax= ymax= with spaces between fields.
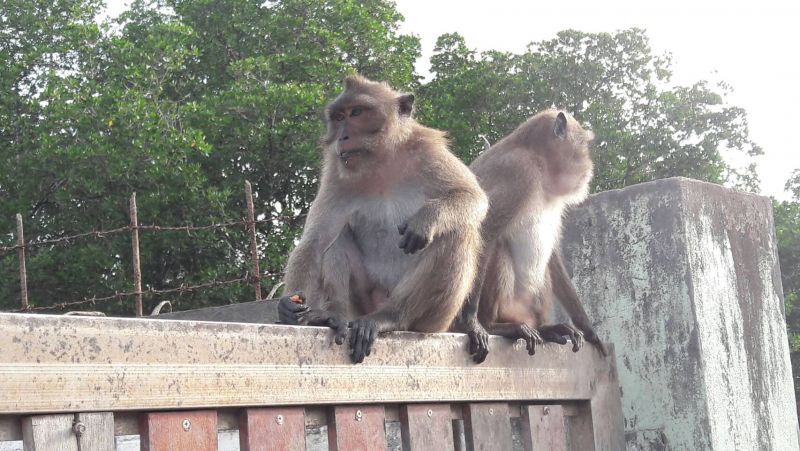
xmin=105 ymin=0 xmax=800 ymax=199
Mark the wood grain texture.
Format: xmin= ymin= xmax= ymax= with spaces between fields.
xmin=328 ymin=405 xmax=386 ymax=451
xmin=0 ymin=313 xmax=611 ymax=413
xmin=74 ymin=413 xmax=114 ymax=451
xmin=399 ymin=404 xmax=454 ymax=450
xmin=239 ymin=407 xmax=305 ymax=451
xmin=21 ymin=414 xmax=75 ymax=451
xmin=463 ymin=403 xmax=512 ymax=451
xmin=520 ymin=405 xmax=566 ymax=451
xmin=140 ymin=410 xmax=217 ymax=451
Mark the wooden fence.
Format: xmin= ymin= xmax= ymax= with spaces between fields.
xmin=0 ymin=312 xmax=624 ymax=450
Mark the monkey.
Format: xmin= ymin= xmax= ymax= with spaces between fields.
xmin=277 ymin=75 xmax=489 ymax=364
xmin=456 ymin=110 xmax=607 ymax=363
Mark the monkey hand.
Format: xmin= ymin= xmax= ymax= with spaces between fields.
xmin=348 ymin=318 xmax=378 ymax=364
xmin=397 ymin=221 xmax=431 ymax=254
xmin=277 ymin=292 xmax=309 ymax=325
xmin=466 ymin=322 xmax=490 ymax=364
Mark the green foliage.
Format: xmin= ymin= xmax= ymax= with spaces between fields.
xmin=774 ymin=170 xmax=800 ymax=416
xmin=0 ymin=3 xmax=763 ymax=317
xmin=0 ymin=0 xmax=420 ymax=313
xmin=417 ymin=29 xmax=761 ymax=192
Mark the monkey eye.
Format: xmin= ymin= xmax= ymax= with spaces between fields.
xmin=350 ymin=106 xmax=363 ymax=117
xmin=330 ymin=111 xmax=345 ymax=121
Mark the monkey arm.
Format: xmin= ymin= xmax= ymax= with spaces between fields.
xmin=405 ymin=150 xmax=489 ymax=244
xmin=281 ymin=197 xmax=356 ymax=345
xmin=548 ymin=250 xmax=608 ymax=356
xmin=457 ymin=248 xmax=491 ymax=363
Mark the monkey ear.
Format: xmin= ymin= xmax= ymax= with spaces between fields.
xmin=398 ymin=94 xmax=415 ymax=116
xmin=554 ymin=112 xmax=568 ymax=138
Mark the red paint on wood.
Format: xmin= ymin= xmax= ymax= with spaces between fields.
xmin=328 ymin=405 xmax=386 ymax=451
xmin=239 ymin=407 xmax=306 ymax=451
xmin=140 ymin=410 xmax=217 ymax=451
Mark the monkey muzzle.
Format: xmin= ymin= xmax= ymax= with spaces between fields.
xmin=338 ymin=150 xmax=364 ymax=166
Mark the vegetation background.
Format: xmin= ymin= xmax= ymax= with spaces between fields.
xmin=1 ymin=0 xmax=796 ymax=414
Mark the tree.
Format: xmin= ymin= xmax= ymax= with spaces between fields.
xmin=417 ymin=29 xmax=761 ymax=193
xmin=0 ymin=0 xmax=420 ymax=313
xmin=774 ymin=170 xmax=800 ymax=418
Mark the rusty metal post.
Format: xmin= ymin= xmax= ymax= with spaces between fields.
xmin=130 ymin=193 xmax=143 ymax=317
xmin=16 ymin=213 xmax=28 ymax=310
xmin=245 ymin=181 xmax=262 ymax=301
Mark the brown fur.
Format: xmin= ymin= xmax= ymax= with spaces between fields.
xmin=460 ymin=109 xmax=606 ymax=362
xmin=282 ymin=75 xmax=488 ymax=360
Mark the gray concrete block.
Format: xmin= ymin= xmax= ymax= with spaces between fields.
xmin=153 ymin=299 xmax=278 ymax=323
xmin=562 ymin=177 xmax=798 ymax=450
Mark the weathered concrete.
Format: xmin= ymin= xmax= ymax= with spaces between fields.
xmin=561 ymin=177 xmax=798 ymax=450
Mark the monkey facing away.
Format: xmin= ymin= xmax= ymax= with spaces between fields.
xmin=278 ymin=75 xmax=488 ymax=363
xmin=458 ymin=110 xmax=607 ymax=363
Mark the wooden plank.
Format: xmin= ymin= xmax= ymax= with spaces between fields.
xmin=463 ymin=403 xmax=512 ymax=451
xmin=0 ymin=416 xmax=21 ymax=441
xmin=0 ymin=313 xmax=604 ymax=413
xmin=520 ymin=405 xmax=566 ymax=451
xmin=239 ymin=407 xmax=305 ymax=451
xmin=399 ymin=404 xmax=454 ymax=450
xmin=74 ymin=413 xmax=114 ymax=451
xmin=21 ymin=414 xmax=76 ymax=451
xmin=328 ymin=405 xmax=386 ymax=451
xmin=140 ymin=410 xmax=217 ymax=451
xmin=566 ymin=402 xmax=595 ymax=451
xmin=586 ymin=346 xmax=625 ymax=450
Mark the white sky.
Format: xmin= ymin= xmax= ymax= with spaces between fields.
xmin=104 ymin=0 xmax=800 ymax=199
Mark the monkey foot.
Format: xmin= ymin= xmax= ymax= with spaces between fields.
xmin=276 ymin=293 xmax=348 ymax=345
xmin=277 ymin=292 xmax=308 ymax=325
xmin=539 ymin=323 xmax=584 ymax=352
xmin=466 ymin=323 xmax=490 ymax=364
xmin=348 ymin=318 xmax=378 ymax=364
xmin=513 ymin=324 xmax=544 ymax=356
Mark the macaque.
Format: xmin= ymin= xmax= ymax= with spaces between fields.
xmin=278 ymin=75 xmax=488 ymax=363
xmin=458 ymin=110 xmax=607 ymax=363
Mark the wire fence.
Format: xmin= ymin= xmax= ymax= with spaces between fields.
xmin=2 ymin=181 xmax=292 ymax=316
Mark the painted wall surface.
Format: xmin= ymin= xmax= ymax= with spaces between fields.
xmin=561 ymin=177 xmax=799 ymax=451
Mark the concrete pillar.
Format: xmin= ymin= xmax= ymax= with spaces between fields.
xmin=561 ymin=177 xmax=798 ymax=450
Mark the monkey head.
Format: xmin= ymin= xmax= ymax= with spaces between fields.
xmin=321 ymin=75 xmax=415 ymax=178
xmin=512 ymin=110 xmax=595 ymax=203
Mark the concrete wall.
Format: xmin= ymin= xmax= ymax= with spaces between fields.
xmin=561 ymin=177 xmax=798 ymax=450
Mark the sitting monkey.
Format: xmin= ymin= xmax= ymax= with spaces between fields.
xmin=458 ymin=110 xmax=607 ymax=363
xmin=278 ymin=75 xmax=488 ymax=363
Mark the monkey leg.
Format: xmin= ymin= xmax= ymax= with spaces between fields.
xmin=485 ymin=322 xmax=544 ymax=356
xmin=347 ymin=231 xmax=477 ymax=364
xmin=276 ymin=293 xmax=349 ymax=345
xmin=538 ymin=323 xmax=585 ymax=352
